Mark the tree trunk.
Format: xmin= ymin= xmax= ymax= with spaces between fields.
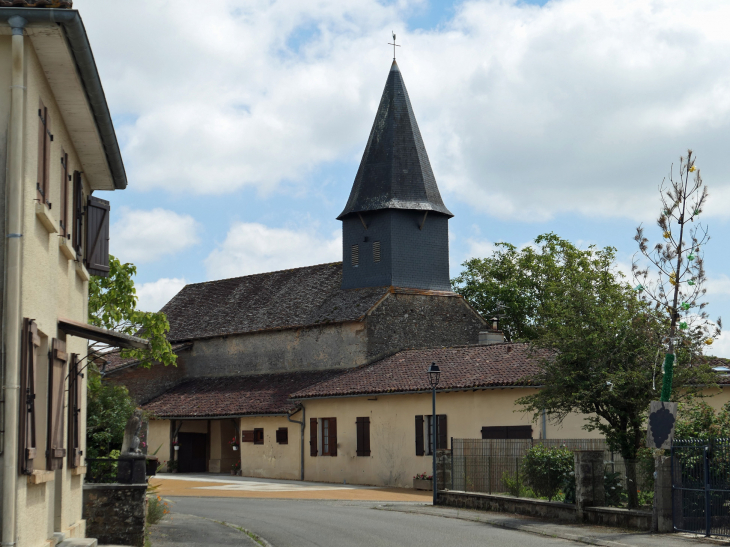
xmin=626 ymin=460 xmax=639 ymax=509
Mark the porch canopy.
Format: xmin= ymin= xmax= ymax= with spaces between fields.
xmin=58 ymin=317 xmax=150 ymax=350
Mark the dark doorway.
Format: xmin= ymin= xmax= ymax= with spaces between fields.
xmin=177 ymin=432 xmax=207 ymax=473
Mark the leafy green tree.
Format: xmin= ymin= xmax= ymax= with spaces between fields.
xmin=88 ymin=255 xmax=176 ymax=368
xmin=522 ymin=445 xmax=573 ymax=501
xmin=86 ymin=364 xmax=136 ymax=458
xmin=675 ymin=399 xmax=730 ymax=439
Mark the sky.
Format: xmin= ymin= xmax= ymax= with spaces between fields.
xmin=73 ymin=0 xmax=730 ymax=356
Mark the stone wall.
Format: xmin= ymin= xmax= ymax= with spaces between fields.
xmin=366 ymin=293 xmax=485 ymax=359
xmin=83 ymin=484 xmax=147 ymax=547
xmin=105 ymin=349 xmax=190 ymax=404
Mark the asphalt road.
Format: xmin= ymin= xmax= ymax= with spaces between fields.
xmin=165 ymin=497 xmax=580 ymax=547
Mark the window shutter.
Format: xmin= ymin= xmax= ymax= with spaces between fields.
xmin=276 ymin=427 xmax=288 ymax=444
xmin=19 ymin=319 xmax=40 ymax=474
xmin=356 ymin=417 xmax=370 ymax=457
xmin=329 ymin=418 xmax=337 ymax=456
xmin=415 ymin=415 xmax=424 ymax=456
xmin=72 ymin=172 xmax=83 ymax=258
xmin=37 ymin=100 xmax=51 ymax=205
xmin=60 ymin=151 xmax=69 ymax=237
xmin=309 ymin=418 xmax=318 ymax=456
xmin=67 ymin=354 xmax=82 ymax=468
xmin=437 ymin=415 xmax=448 ymax=450
xmin=85 ymin=196 xmax=110 ymax=277
xmin=47 ymin=339 xmax=67 ymax=470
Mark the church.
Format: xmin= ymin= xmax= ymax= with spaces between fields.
xmin=105 ymin=60 xmax=665 ymax=487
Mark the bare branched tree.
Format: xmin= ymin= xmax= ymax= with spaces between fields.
xmin=633 ymin=150 xmax=721 ymax=402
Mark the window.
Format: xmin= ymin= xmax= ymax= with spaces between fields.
xmin=253 ymin=428 xmax=264 ymax=445
xmin=310 ymin=418 xmax=337 ymax=456
xmin=415 ymin=414 xmax=447 ymax=455
xmin=351 ymin=244 xmax=359 ymax=267
xmin=356 ymin=417 xmax=370 ymax=457
xmin=67 ymin=354 xmax=82 ymax=468
xmin=373 ymin=241 xmax=381 ymax=262
xmin=72 ymin=171 xmax=83 ymax=258
xmin=276 ymin=428 xmax=288 ymax=444
xmin=481 ymin=426 xmax=533 ymax=440
xmin=60 ymin=151 xmax=69 ymax=236
xmin=85 ymin=196 xmax=111 ymax=277
xmin=36 ymin=99 xmax=52 ymax=206
xmin=47 ymin=339 xmax=68 ymax=470
xmin=19 ymin=319 xmax=40 ymax=475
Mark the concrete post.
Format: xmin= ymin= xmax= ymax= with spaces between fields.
xmin=574 ymin=450 xmax=605 ymax=520
xmin=654 ymin=455 xmax=673 ymax=533
xmin=436 ymin=449 xmax=452 ymax=491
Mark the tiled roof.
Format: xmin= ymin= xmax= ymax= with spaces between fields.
xmin=142 ymin=370 xmax=343 ymax=418
xmin=161 ymin=263 xmax=390 ymax=342
xmin=702 ymin=356 xmax=730 ymax=384
xmin=0 ymin=1 xmax=72 ymax=6
xmin=292 ymin=343 xmax=550 ymax=399
xmin=101 ymin=343 xmax=192 ymax=374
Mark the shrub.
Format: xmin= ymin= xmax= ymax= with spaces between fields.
xmin=604 ymin=469 xmax=626 ymax=507
xmin=146 ymin=493 xmax=169 ymax=525
xmin=522 ymin=445 xmax=574 ymax=501
xmin=502 ymin=471 xmax=524 ymax=497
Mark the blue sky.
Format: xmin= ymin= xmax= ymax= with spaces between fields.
xmin=74 ymin=0 xmax=730 ymax=355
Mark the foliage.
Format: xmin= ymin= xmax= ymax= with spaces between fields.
xmin=633 ymin=150 xmax=721 ymax=401
xmin=522 ymin=445 xmax=574 ymax=501
xmin=413 ymin=472 xmax=433 ymax=480
xmin=89 ymin=255 xmax=176 ymax=369
xmin=166 ymin=460 xmax=178 ymax=473
xmin=675 ymin=400 xmax=730 ymax=439
xmin=146 ymin=493 xmax=169 ymax=525
xmin=502 ymin=471 xmax=533 ymax=498
xmin=604 ymin=469 xmax=626 ymax=507
xmin=562 ymin=471 xmax=576 ymax=504
xmin=86 ymin=365 xmax=136 ymax=458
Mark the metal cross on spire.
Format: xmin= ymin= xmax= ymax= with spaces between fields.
xmin=388 ymin=31 xmax=400 ymax=60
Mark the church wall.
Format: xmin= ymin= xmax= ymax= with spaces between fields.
xmin=105 ymin=349 xmax=191 ymax=405
xmin=184 ymin=323 xmax=368 ymax=378
xmin=300 ymin=389 xmax=603 ymax=488
xmin=365 ymin=293 xmax=485 ymax=359
xmin=236 ymin=416 xmax=301 ymax=481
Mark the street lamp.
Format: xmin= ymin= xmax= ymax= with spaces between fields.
xmin=427 ymin=362 xmax=440 ymax=505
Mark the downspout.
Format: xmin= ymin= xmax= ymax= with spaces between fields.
xmin=287 ymin=406 xmax=305 ymax=481
xmin=2 ymin=15 xmax=27 ymax=547
xmin=541 ymin=409 xmax=547 ymax=440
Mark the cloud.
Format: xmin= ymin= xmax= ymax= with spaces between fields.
xmin=205 ymin=222 xmax=341 ymax=280
xmin=110 ymin=208 xmax=201 ymax=263
xmin=136 ymin=278 xmax=187 ymax=312
xmin=706 ymin=275 xmax=730 ymax=298
xmin=75 ymin=0 xmax=730 ymax=222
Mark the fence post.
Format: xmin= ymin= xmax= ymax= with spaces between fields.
xmin=704 ymin=445 xmax=711 ymax=537
xmin=515 ymin=457 xmax=519 ymax=495
xmin=575 ymin=450 xmax=605 ymax=521
xmin=654 ymin=454 xmax=673 ymax=533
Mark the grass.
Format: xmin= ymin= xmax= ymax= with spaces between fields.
xmin=214 ymin=519 xmax=268 ymax=546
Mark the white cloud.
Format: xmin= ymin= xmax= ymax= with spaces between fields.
xmin=706 ymin=275 xmax=730 ymax=298
xmin=75 ymin=0 xmax=730 ymax=222
xmin=136 ymin=278 xmax=187 ymax=312
xmin=111 ymin=208 xmax=201 ymax=263
xmin=205 ymin=222 xmax=341 ymax=280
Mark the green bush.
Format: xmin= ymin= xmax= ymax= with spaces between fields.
xmin=604 ymin=469 xmax=626 ymax=507
xmin=522 ymin=445 xmax=574 ymax=501
xmin=502 ymin=471 xmax=525 ymax=497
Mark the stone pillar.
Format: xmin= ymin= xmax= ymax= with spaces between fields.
xmin=209 ymin=420 xmax=222 ymax=473
xmin=117 ymin=454 xmax=146 ymax=484
xmin=436 ymin=449 xmax=452 ymax=490
xmin=654 ymin=455 xmax=673 ymax=533
xmin=574 ymin=450 xmax=605 ymax=519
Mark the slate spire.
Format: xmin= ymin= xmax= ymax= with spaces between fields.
xmin=337 ymin=61 xmax=452 ymax=220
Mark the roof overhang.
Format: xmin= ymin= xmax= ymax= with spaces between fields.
xmin=0 ymin=8 xmax=127 ymax=190
xmin=59 ymin=317 xmax=150 ymax=350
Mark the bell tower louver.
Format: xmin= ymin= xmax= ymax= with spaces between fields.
xmin=339 ymin=61 xmax=453 ymax=291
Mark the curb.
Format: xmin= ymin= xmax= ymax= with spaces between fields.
xmin=171 ymin=513 xmax=275 ymax=547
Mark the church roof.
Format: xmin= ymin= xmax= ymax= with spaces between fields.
xmin=292 ymin=343 xmax=550 ymax=399
xmin=337 ymin=61 xmax=452 ymax=220
xmin=0 ymin=1 xmax=72 ymax=6
xmin=142 ymin=370 xmax=342 ymax=418
xmin=161 ymin=262 xmax=390 ymax=343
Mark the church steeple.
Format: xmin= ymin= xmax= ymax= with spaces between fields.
xmin=339 ymin=61 xmax=452 ymax=292
xmin=337 ymin=61 xmax=452 ymax=221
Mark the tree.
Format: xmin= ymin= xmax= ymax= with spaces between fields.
xmin=88 ymin=255 xmax=176 ymax=369
xmin=633 ymin=150 xmax=721 ymax=402
xmin=86 ymin=364 xmax=136 ymax=458
xmin=674 ymin=399 xmax=730 ymax=439
xmin=453 ymin=233 xmax=716 ymax=508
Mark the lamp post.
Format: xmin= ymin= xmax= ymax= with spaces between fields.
xmin=428 ymin=362 xmax=441 ymax=505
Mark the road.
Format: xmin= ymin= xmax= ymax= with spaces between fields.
xmin=164 ymin=497 xmax=580 ymax=547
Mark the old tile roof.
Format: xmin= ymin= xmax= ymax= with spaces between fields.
xmin=702 ymin=356 xmax=730 ymax=384
xmin=338 ymin=61 xmax=452 ymax=220
xmin=292 ymin=343 xmax=550 ymax=399
xmin=0 ymin=1 xmax=72 ymax=6
xmin=161 ymin=262 xmax=390 ymax=342
xmin=142 ymin=370 xmax=343 ymax=418
xmin=100 ymin=343 xmax=192 ymax=374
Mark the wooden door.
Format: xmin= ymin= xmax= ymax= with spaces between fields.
xmin=177 ymin=433 xmax=207 ymax=473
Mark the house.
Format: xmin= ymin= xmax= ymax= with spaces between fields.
xmin=0 ymin=4 xmax=144 ymax=547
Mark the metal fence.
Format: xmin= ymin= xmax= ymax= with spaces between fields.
xmin=672 ymin=439 xmax=730 ymax=537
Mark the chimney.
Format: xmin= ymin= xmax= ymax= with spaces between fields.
xmin=479 ymin=317 xmax=504 ymax=345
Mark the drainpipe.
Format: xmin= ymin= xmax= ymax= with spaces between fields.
xmin=541 ymin=409 xmax=547 ymax=440
xmin=287 ymin=406 xmax=305 ymax=481
xmin=3 ymin=15 xmax=27 ymax=547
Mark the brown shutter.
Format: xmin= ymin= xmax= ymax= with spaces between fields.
xmin=437 ymin=415 xmax=448 ymax=450
xmin=85 ymin=196 xmax=110 ymax=277
xmin=19 ymin=319 xmax=40 ymax=474
xmin=37 ymin=100 xmax=51 ymax=204
xmin=72 ymin=172 xmax=83 ymax=258
xmin=356 ymin=417 xmax=370 ymax=457
xmin=415 ymin=415 xmax=424 ymax=456
xmin=329 ymin=418 xmax=337 ymax=456
xmin=44 ymin=107 xmax=52 ymax=206
xmin=309 ymin=418 xmax=318 ymax=456
xmin=60 ymin=151 xmax=69 ymax=237
xmin=47 ymin=339 xmax=67 ymax=470
xmin=67 ymin=354 xmax=82 ymax=468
